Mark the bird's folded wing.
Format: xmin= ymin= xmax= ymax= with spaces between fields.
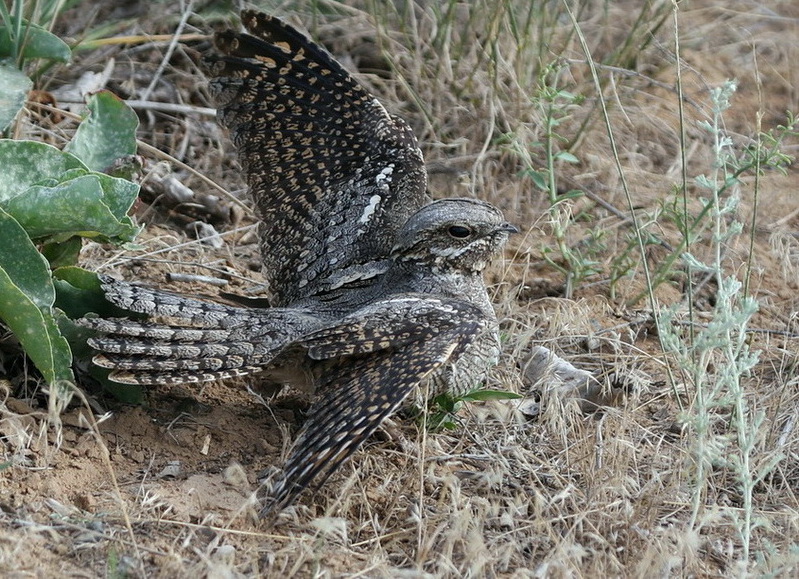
xmin=204 ymin=11 xmax=429 ymax=305
xmin=302 ymin=295 xmax=487 ymax=359
xmin=260 ymin=296 xmax=486 ymax=515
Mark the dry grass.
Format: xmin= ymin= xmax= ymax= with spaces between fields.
xmin=2 ymin=0 xmax=799 ymax=576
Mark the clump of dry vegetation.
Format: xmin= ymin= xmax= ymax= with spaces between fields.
xmin=1 ymin=0 xmax=798 ymax=576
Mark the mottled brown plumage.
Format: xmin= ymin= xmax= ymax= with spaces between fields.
xmin=81 ymin=12 xmax=517 ymax=517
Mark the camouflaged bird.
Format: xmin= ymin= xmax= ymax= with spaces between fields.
xmin=81 ymin=11 xmax=517 ymax=517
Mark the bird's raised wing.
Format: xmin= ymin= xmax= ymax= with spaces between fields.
xmin=260 ymin=296 xmax=487 ymax=516
xmin=204 ymin=11 xmax=430 ymax=306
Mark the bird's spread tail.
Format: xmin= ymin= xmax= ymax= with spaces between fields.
xmin=79 ymin=276 xmax=319 ymax=385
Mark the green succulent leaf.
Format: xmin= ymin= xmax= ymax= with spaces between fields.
xmin=0 ymin=140 xmax=140 ymax=242
xmin=53 ymin=266 xmax=133 ymax=319
xmin=459 ymin=388 xmax=523 ymax=402
xmin=3 ymin=173 xmax=140 ymax=241
xmin=0 ymin=140 xmax=87 ymax=202
xmin=65 ymin=91 xmax=139 ymax=172
xmin=41 ymin=236 xmax=82 ymax=268
xmin=0 ymin=21 xmax=71 ymax=63
xmin=0 ymin=207 xmax=73 ymax=385
xmin=0 ymin=63 xmax=32 ymax=132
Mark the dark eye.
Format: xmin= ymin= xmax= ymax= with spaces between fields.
xmin=448 ymin=225 xmax=473 ymax=239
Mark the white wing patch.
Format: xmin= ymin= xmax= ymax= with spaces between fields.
xmin=358 ymin=194 xmax=382 ymax=225
xmin=354 ymin=164 xmax=394 ymax=234
xmin=374 ymin=164 xmax=394 ymax=190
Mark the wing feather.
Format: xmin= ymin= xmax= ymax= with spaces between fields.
xmin=260 ymin=298 xmax=486 ymax=515
xmin=204 ymin=11 xmax=429 ymax=305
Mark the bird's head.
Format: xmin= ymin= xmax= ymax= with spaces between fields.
xmin=391 ymin=198 xmax=518 ymax=272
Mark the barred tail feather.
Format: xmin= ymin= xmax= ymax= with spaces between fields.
xmin=93 ymin=350 xmax=252 ymax=372
xmin=79 ymin=317 xmax=233 ymax=342
xmin=97 ymin=275 xmax=246 ymax=325
xmin=102 ymin=364 xmax=264 ymax=386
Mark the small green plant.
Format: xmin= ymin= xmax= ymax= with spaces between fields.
xmin=424 ymin=387 xmax=522 ymax=431
xmin=0 ymin=91 xmax=142 ymax=404
xmin=509 ymin=63 xmax=604 ymax=298
xmin=0 ymin=5 xmax=142 ymax=407
xmin=657 ymin=80 xmax=790 ymax=569
xmin=626 ymin=109 xmax=797 ymax=306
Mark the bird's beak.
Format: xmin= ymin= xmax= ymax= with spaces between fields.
xmin=498 ymin=222 xmax=520 ymax=234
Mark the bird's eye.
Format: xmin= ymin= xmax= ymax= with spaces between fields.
xmin=447 ymin=225 xmax=473 ymax=239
